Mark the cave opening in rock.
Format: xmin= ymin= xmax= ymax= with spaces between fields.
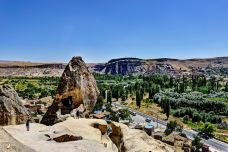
xmin=61 ymin=96 xmax=73 ymax=115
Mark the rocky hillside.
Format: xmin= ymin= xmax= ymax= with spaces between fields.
xmin=0 ymin=57 xmax=228 ymax=77
xmin=91 ymin=57 xmax=228 ymax=76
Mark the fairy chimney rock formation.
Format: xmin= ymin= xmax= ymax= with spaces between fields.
xmin=0 ymin=85 xmax=30 ymax=125
xmin=41 ymin=56 xmax=99 ymax=125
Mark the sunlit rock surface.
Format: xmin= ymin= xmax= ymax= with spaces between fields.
xmin=41 ymin=56 xmax=99 ymax=125
xmin=4 ymin=118 xmax=174 ymax=152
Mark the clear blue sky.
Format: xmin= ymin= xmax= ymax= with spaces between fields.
xmin=0 ymin=0 xmax=228 ymax=63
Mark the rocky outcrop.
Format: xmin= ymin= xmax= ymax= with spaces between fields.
xmin=153 ymin=132 xmax=192 ymax=151
xmin=4 ymin=118 xmax=174 ymax=152
xmin=0 ymin=85 xmax=30 ymax=125
xmin=103 ymin=58 xmax=145 ymax=75
xmin=41 ymin=56 xmax=99 ymax=125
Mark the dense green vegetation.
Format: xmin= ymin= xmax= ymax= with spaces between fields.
xmin=94 ymin=73 xmax=228 ymax=139
xmin=0 ymin=77 xmax=60 ymax=100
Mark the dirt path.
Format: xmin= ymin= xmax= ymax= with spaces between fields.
xmin=0 ymin=127 xmax=35 ymax=152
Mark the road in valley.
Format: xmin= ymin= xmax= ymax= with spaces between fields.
xmin=113 ymin=102 xmax=228 ymax=152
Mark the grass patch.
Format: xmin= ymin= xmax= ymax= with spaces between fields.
xmin=215 ymin=134 xmax=228 ymax=142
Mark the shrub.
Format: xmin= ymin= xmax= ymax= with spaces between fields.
xmin=192 ymin=112 xmax=201 ymax=122
xmin=165 ymin=121 xmax=182 ymax=135
xmin=183 ymin=115 xmax=189 ymax=123
xmin=199 ymin=122 xmax=216 ymax=137
xmin=192 ymin=134 xmax=203 ymax=151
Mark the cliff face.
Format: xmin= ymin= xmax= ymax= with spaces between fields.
xmin=41 ymin=56 xmax=99 ymax=125
xmin=90 ymin=57 xmax=228 ymax=76
xmin=1 ymin=57 xmax=228 ymax=77
xmin=0 ymin=85 xmax=30 ymax=125
xmin=87 ymin=58 xmax=145 ymax=75
xmin=103 ymin=58 xmax=145 ymax=75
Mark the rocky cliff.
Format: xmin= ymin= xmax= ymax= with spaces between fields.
xmin=41 ymin=56 xmax=99 ymax=125
xmin=0 ymin=85 xmax=30 ymax=125
xmin=1 ymin=57 xmax=228 ymax=77
xmin=103 ymin=58 xmax=145 ymax=75
xmin=90 ymin=57 xmax=228 ymax=76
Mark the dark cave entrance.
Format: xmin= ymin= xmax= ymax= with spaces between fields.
xmin=61 ymin=96 xmax=73 ymax=115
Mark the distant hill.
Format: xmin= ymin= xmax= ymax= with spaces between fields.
xmin=89 ymin=57 xmax=228 ymax=76
xmin=0 ymin=57 xmax=228 ymax=77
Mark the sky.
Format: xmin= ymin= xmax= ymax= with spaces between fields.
xmin=0 ymin=0 xmax=228 ymax=63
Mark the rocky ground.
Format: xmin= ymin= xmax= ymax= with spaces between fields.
xmin=3 ymin=118 xmax=174 ymax=152
xmin=0 ymin=127 xmax=34 ymax=152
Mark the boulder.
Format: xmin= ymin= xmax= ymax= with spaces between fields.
xmin=154 ymin=131 xmax=164 ymax=141
xmin=0 ymin=85 xmax=30 ymax=125
xmin=162 ymin=133 xmax=175 ymax=146
xmin=93 ymin=123 xmax=108 ymax=135
xmin=183 ymin=140 xmax=192 ymax=148
xmin=41 ymin=56 xmax=99 ymax=125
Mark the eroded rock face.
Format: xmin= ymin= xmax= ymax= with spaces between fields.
xmin=104 ymin=58 xmax=145 ymax=75
xmin=0 ymin=85 xmax=30 ymax=125
xmin=41 ymin=56 xmax=99 ymax=125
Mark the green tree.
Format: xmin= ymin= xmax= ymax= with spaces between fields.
xmin=118 ymin=109 xmax=132 ymax=121
xmin=94 ymin=95 xmax=104 ymax=110
xmin=183 ymin=115 xmax=189 ymax=123
xmin=121 ymin=89 xmax=127 ymax=101
xmin=192 ymin=112 xmax=202 ymax=122
xmin=165 ymin=121 xmax=178 ymax=135
xmin=169 ymin=77 xmax=174 ymax=88
xmin=225 ymin=82 xmax=228 ymax=92
xmin=136 ymin=90 xmax=141 ymax=109
xmin=200 ymin=122 xmax=216 ymax=137
xmin=107 ymin=90 xmax=112 ymax=105
xmin=209 ymin=77 xmax=216 ymax=91
xmin=192 ymin=135 xmax=203 ymax=152
xmin=179 ymin=83 xmax=185 ymax=93
xmin=39 ymin=89 xmax=49 ymax=98
xmin=165 ymin=98 xmax=170 ymax=120
xmin=148 ymin=87 xmax=154 ymax=99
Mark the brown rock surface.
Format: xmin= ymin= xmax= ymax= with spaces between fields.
xmin=41 ymin=56 xmax=99 ymax=125
xmin=162 ymin=133 xmax=192 ymax=151
xmin=154 ymin=131 xmax=164 ymax=141
xmin=52 ymin=134 xmax=83 ymax=142
xmin=0 ymin=85 xmax=30 ymax=125
xmin=93 ymin=123 xmax=108 ymax=135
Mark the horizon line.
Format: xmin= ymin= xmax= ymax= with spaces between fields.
xmin=1 ymin=56 xmax=228 ymax=64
